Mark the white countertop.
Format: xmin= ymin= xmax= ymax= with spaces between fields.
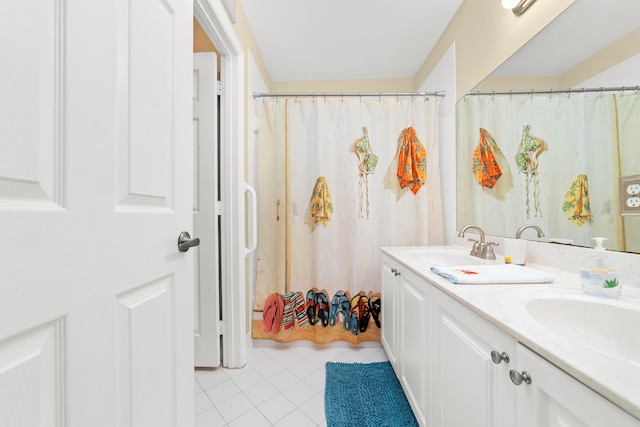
xmin=381 ymin=245 xmax=640 ymax=421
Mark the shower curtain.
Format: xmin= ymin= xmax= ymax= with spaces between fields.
xmin=457 ymin=93 xmax=623 ymax=249
xmin=253 ymin=97 xmax=443 ymax=343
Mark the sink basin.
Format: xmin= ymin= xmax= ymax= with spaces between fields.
xmin=402 ymin=247 xmax=495 ymax=266
xmin=525 ymin=297 xmax=640 ymax=365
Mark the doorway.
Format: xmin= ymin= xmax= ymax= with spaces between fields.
xmin=193 ymin=17 xmax=222 ymax=367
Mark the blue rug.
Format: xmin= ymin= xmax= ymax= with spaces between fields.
xmin=325 ymin=361 xmax=419 ymax=427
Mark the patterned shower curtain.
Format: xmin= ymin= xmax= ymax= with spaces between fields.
xmin=253 ymin=97 xmax=444 ymax=343
xmin=457 ymin=93 xmax=624 ymax=250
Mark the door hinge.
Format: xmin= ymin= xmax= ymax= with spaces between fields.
xmin=218 ymin=321 xmax=225 ymax=336
xmin=215 ymin=201 xmax=222 ymax=216
xmin=217 ymin=80 xmax=224 ymax=96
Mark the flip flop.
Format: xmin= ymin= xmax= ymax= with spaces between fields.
xmin=290 ymin=291 xmax=309 ymax=328
xmin=271 ymin=294 xmax=284 ymax=333
xmin=329 ymin=290 xmax=345 ymax=327
xmin=262 ymin=293 xmax=277 ymax=333
xmin=339 ymin=294 xmax=351 ymax=331
xmin=350 ymin=294 xmax=361 ymax=335
xmin=369 ymin=294 xmax=381 ymax=328
xmin=283 ymin=292 xmax=296 ymax=333
xmin=305 ymin=289 xmax=317 ymax=326
xmin=316 ymin=291 xmax=330 ymax=327
xmin=358 ymin=295 xmax=370 ymax=333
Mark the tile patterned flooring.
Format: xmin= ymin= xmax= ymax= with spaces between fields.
xmin=194 ymin=340 xmax=388 ymax=426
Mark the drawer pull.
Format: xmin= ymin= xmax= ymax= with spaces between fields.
xmin=490 ymin=350 xmax=510 ymax=364
xmin=509 ymin=369 xmax=532 ymax=385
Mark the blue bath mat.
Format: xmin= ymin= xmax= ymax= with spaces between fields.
xmin=324 ymin=361 xmax=418 ymax=427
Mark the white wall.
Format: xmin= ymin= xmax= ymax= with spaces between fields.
xmin=246 ymin=49 xmax=268 ymax=345
xmin=419 ymin=43 xmax=457 ymax=244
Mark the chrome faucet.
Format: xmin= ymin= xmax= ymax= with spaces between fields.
xmin=516 ymin=224 xmax=545 ymax=240
xmin=459 ymin=224 xmax=492 ymax=259
xmin=459 ymin=224 xmax=499 ymax=260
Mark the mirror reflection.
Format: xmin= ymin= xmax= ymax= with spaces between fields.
xmin=456 ymin=0 xmax=640 ymax=253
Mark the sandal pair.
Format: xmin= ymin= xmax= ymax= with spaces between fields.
xmin=305 ymin=289 xmax=330 ymax=327
xmin=349 ymin=293 xmax=371 ymax=335
xmin=328 ymin=290 xmax=352 ymax=330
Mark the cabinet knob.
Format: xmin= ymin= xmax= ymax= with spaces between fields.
xmin=391 ymin=268 xmax=401 ymax=276
xmin=509 ymin=369 xmax=532 ymax=385
xmin=490 ymin=350 xmax=510 ymax=364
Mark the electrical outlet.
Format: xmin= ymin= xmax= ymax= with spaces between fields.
xmin=620 ymin=175 xmax=640 ymax=215
xmin=627 ymin=184 xmax=640 ymax=195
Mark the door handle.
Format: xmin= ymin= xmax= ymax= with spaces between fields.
xmin=178 ymin=231 xmax=200 ymax=252
xmin=245 ymin=183 xmax=258 ymax=257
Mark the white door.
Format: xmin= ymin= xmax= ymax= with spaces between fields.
xmin=0 ymin=1 xmax=193 ymax=426
xmin=193 ymin=52 xmax=221 ymax=367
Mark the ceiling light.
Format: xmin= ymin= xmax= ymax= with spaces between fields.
xmin=502 ymin=0 xmax=537 ymax=15
xmin=502 ymin=0 xmax=520 ymax=8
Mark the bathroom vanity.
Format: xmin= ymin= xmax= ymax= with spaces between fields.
xmin=381 ymin=246 xmax=640 ymax=427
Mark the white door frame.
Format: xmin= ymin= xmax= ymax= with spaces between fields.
xmin=193 ymin=0 xmax=247 ymax=368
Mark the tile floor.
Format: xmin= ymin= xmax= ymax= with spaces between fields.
xmin=194 ymin=340 xmax=388 ymax=426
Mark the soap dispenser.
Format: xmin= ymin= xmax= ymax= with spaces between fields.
xmin=579 ymin=237 xmax=622 ymax=298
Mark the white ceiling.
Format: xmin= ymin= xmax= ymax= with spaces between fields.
xmin=241 ymin=0 xmax=640 ymax=84
xmin=241 ymin=0 xmax=464 ymax=82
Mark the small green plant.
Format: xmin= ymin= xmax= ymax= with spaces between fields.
xmin=603 ymin=278 xmax=619 ymax=288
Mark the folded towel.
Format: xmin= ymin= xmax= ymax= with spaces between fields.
xmin=430 ymin=264 xmax=555 ymax=284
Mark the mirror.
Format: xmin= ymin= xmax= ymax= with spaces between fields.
xmin=456 ymin=0 xmax=640 ymax=253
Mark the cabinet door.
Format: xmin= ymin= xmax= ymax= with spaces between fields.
xmin=381 ymin=259 xmax=400 ymax=369
xmin=432 ymin=290 xmax=516 ymax=427
xmin=515 ymin=344 xmax=640 ymax=427
xmin=399 ymin=270 xmax=430 ymax=427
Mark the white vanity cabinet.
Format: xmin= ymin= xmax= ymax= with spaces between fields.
xmin=380 ymin=253 xmax=640 ymax=427
xmin=381 ymin=256 xmax=430 ymax=427
xmin=514 ymin=344 xmax=640 ymax=427
xmin=431 ymin=287 xmax=516 ymax=427
xmin=381 ymin=258 xmax=400 ymax=369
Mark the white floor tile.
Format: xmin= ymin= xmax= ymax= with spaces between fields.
xmin=205 ymin=379 xmax=241 ymax=405
xmin=275 ymin=348 xmax=303 ymax=367
xmin=228 ymin=367 xmax=264 ymax=390
xmin=254 ymin=357 xmax=287 ymax=378
xmin=281 ymin=380 xmax=317 ymax=407
xmin=227 ymin=408 xmax=271 ymax=427
xmin=195 ymin=406 xmax=226 ymax=427
xmin=243 ymin=379 xmax=280 ymax=406
xmin=268 ymin=369 xmax=301 ymax=391
xmin=302 ymin=368 xmax=326 ymax=394
xmin=257 ymin=393 xmax=296 ymax=425
xmin=196 ymin=368 xmax=229 ymax=390
xmin=273 ymin=408 xmax=317 ymax=427
xmin=298 ymin=393 xmax=326 ymax=425
xmin=194 ymin=392 xmax=213 ymax=415
xmin=195 ymin=341 xmax=388 ymax=427
xmin=215 ymin=392 xmax=255 ymax=423
xmin=287 ymin=359 xmax=317 ymax=379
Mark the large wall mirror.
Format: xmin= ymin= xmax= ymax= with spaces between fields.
xmin=456 ymin=0 xmax=640 ymax=254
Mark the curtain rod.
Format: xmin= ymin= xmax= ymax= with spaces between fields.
xmin=252 ymin=91 xmax=446 ymax=99
xmin=466 ymin=85 xmax=640 ymax=97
